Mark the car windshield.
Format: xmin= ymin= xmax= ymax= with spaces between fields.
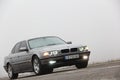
xmin=28 ymin=37 xmax=66 ymax=49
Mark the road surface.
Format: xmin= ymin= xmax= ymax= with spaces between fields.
xmin=1 ymin=60 xmax=120 ymax=80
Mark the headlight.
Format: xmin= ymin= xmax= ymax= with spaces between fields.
xmin=79 ymin=46 xmax=89 ymax=52
xmin=84 ymin=46 xmax=89 ymax=51
xmin=43 ymin=52 xmax=50 ymax=56
xmin=50 ymin=50 xmax=58 ymax=56
xmin=79 ymin=47 xmax=84 ymax=51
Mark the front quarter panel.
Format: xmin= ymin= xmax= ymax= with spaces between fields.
xmin=30 ymin=49 xmax=43 ymax=60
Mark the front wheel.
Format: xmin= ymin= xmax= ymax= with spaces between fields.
xmin=75 ymin=61 xmax=88 ymax=69
xmin=32 ymin=56 xmax=43 ymax=75
xmin=7 ymin=64 xmax=18 ymax=79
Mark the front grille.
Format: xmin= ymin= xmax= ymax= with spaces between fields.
xmin=61 ymin=48 xmax=78 ymax=53
xmin=61 ymin=49 xmax=69 ymax=53
xmin=70 ymin=48 xmax=78 ymax=52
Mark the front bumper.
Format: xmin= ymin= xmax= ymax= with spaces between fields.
xmin=40 ymin=51 xmax=90 ymax=68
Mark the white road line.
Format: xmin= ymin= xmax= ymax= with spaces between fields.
xmin=63 ymin=65 xmax=120 ymax=74
xmin=90 ymin=65 xmax=120 ymax=71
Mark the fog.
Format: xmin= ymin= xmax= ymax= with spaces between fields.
xmin=0 ymin=0 xmax=120 ymax=77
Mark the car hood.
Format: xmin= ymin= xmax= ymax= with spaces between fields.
xmin=31 ymin=44 xmax=82 ymax=53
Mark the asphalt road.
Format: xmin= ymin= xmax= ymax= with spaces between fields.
xmin=1 ymin=60 xmax=120 ymax=80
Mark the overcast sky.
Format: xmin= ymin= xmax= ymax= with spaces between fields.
xmin=0 ymin=0 xmax=120 ymax=77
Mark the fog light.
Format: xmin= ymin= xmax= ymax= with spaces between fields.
xmin=83 ymin=55 xmax=88 ymax=60
xmin=49 ymin=61 xmax=56 ymax=64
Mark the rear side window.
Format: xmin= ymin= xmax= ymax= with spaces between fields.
xmin=14 ymin=43 xmax=21 ymax=53
xmin=11 ymin=42 xmax=21 ymax=54
xmin=11 ymin=46 xmax=15 ymax=53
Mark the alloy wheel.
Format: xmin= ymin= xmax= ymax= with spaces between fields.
xmin=8 ymin=65 xmax=13 ymax=78
xmin=33 ymin=57 xmax=40 ymax=74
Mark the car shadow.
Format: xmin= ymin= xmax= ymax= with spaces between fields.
xmin=18 ymin=68 xmax=77 ymax=79
xmin=54 ymin=68 xmax=77 ymax=73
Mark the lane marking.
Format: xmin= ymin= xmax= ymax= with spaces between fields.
xmin=89 ymin=65 xmax=120 ymax=71
xmin=63 ymin=65 xmax=120 ymax=74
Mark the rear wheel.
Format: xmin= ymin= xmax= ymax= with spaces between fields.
xmin=75 ymin=61 xmax=88 ymax=69
xmin=7 ymin=64 xmax=18 ymax=79
xmin=32 ymin=56 xmax=43 ymax=75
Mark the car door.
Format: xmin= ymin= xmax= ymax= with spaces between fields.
xmin=18 ymin=41 xmax=32 ymax=72
xmin=9 ymin=42 xmax=21 ymax=73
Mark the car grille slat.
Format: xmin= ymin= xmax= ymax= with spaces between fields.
xmin=61 ymin=49 xmax=69 ymax=53
xmin=61 ymin=48 xmax=78 ymax=53
xmin=70 ymin=48 xmax=78 ymax=52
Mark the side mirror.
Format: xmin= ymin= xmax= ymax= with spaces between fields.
xmin=19 ymin=47 xmax=28 ymax=52
xmin=66 ymin=41 xmax=72 ymax=44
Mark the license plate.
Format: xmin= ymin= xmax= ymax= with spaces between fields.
xmin=65 ymin=54 xmax=79 ymax=60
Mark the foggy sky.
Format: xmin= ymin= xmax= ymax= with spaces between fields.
xmin=0 ymin=0 xmax=120 ymax=77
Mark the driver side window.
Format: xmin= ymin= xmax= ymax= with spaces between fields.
xmin=19 ymin=41 xmax=28 ymax=50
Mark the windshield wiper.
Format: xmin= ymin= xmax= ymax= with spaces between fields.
xmin=46 ymin=44 xmax=57 ymax=46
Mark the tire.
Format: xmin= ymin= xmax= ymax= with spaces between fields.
xmin=32 ymin=56 xmax=43 ymax=75
xmin=7 ymin=64 xmax=18 ymax=79
xmin=75 ymin=61 xmax=88 ymax=69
